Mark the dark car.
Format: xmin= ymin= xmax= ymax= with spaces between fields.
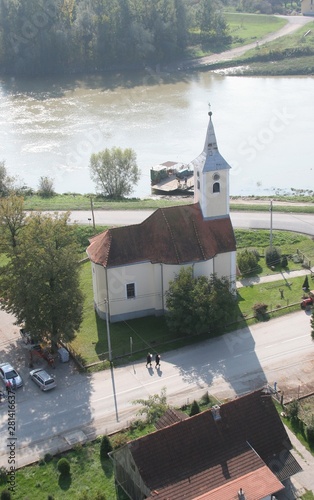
xmin=29 ymin=369 xmax=56 ymax=391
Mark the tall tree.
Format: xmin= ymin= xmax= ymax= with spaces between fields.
xmin=0 ymin=161 xmax=15 ymax=196
xmin=0 ymin=211 xmax=83 ymax=349
xmin=89 ymin=147 xmax=141 ymax=198
xmin=166 ymin=267 xmax=237 ymax=335
xmin=0 ymin=194 xmax=25 ymax=250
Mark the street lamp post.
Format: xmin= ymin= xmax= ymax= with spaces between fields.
xmin=270 ymin=199 xmax=273 ymax=250
xmin=105 ymin=300 xmax=112 ymax=362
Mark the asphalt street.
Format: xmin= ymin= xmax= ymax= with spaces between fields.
xmin=66 ymin=210 xmax=314 ymax=236
xmin=0 ymin=309 xmax=313 ymax=471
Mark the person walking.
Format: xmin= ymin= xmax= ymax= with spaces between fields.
xmin=155 ymin=354 xmax=161 ymax=369
xmin=146 ymin=353 xmax=152 ymax=368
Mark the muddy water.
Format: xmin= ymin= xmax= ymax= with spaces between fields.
xmin=0 ymin=71 xmax=313 ymax=197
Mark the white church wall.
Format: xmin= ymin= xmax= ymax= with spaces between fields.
xmin=91 ymin=262 xmax=107 ymax=319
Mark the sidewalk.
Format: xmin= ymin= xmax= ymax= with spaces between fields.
xmin=236 ymin=268 xmax=313 ymax=289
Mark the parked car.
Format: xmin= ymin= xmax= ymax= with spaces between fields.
xmin=300 ymin=296 xmax=314 ymax=309
xmin=29 ymin=368 xmax=56 ymax=391
xmin=0 ymin=362 xmax=23 ymax=389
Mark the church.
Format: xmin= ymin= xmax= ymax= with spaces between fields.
xmin=87 ymin=111 xmax=236 ymax=323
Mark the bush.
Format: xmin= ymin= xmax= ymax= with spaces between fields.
xmin=100 ymin=435 xmax=112 ymax=460
xmin=0 ymin=490 xmax=11 ymax=500
xmin=237 ymin=249 xmax=258 ymax=275
xmin=252 ymin=302 xmax=268 ymax=319
xmin=38 ymin=176 xmax=55 ymax=198
xmin=281 ymin=255 xmax=288 ymax=268
xmin=265 ymin=246 xmax=281 ymax=267
xmin=0 ymin=467 xmax=7 ymax=485
xmin=190 ymin=400 xmax=200 ymax=416
xmin=44 ymin=453 xmax=53 ymax=463
xmin=305 ymin=424 xmax=314 ymax=444
xmin=287 ymin=399 xmax=299 ymax=421
xmin=200 ymin=391 xmax=210 ymax=405
xmin=57 ymin=458 xmax=70 ymax=475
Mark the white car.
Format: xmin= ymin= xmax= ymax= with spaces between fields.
xmin=0 ymin=362 xmax=23 ymax=389
xmin=29 ymin=369 xmax=56 ymax=391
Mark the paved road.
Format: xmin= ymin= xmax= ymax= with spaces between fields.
xmin=0 ymin=310 xmax=313 ymax=470
xmin=67 ymin=210 xmax=314 ymax=236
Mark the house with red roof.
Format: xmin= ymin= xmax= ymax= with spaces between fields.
xmin=87 ymin=111 xmax=236 ymax=322
xmin=109 ymin=390 xmax=302 ymax=500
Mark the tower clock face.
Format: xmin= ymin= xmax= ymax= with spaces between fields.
xmin=213 ymin=173 xmax=220 ymax=181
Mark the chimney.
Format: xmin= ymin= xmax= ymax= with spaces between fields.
xmin=238 ymin=488 xmax=245 ymax=500
xmin=211 ymin=404 xmax=221 ymax=421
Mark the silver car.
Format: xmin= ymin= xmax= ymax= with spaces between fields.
xmin=29 ymin=369 xmax=56 ymax=391
xmin=0 ymin=362 xmax=23 ymax=389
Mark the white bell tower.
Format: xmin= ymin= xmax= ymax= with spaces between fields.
xmin=191 ymin=110 xmax=231 ymax=220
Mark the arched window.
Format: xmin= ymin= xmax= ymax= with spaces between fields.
xmin=213 ymin=182 xmax=220 ymax=193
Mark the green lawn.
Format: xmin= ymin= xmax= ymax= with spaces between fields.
xmin=225 ymin=12 xmax=287 ymax=47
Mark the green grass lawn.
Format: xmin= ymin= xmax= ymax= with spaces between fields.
xmin=225 ymin=12 xmax=287 ymax=47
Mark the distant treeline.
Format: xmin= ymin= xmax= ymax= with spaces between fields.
xmin=0 ymin=0 xmax=231 ymax=76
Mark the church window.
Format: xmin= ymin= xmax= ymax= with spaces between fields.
xmin=126 ymin=283 xmax=135 ymax=298
xmin=213 ymin=182 xmax=220 ymax=193
xmin=197 ymin=180 xmax=200 ymax=190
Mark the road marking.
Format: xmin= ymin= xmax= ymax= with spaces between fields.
xmin=265 ymin=334 xmax=309 ymax=348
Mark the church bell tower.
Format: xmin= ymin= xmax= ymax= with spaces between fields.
xmin=192 ymin=110 xmax=231 ymax=220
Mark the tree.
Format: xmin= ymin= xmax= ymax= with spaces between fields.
xmin=133 ymin=387 xmax=168 ymax=424
xmin=165 ymin=268 xmax=237 ymax=335
xmin=89 ymin=147 xmax=141 ymax=198
xmin=100 ymin=435 xmax=112 ymax=460
xmin=190 ymin=400 xmax=200 ymax=416
xmin=57 ymin=458 xmax=71 ymax=475
xmin=302 ymin=275 xmax=309 ymax=291
xmin=265 ymin=246 xmax=281 ymax=267
xmin=38 ymin=176 xmax=55 ymax=198
xmin=237 ymin=249 xmax=258 ymax=275
xmin=0 ymin=161 xmax=15 ymax=196
xmin=0 ymin=212 xmax=83 ymax=350
xmin=0 ymin=195 xmax=25 ymax=250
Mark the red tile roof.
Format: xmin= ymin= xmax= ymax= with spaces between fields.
xmin=122 ymin=390 xmax=301 ymax=500
xmin=87 ymin=203 xmax=236 ymax=267
xmin=192 ymin=466 xmax=284 ymax=500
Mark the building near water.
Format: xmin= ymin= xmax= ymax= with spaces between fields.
xmin=87 ymin=111 xmax=236 ymax=322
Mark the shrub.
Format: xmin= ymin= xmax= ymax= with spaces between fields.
xmin=44 ymin=453 xmax=53 ymax=463
xmin=38 ymin=176 xmax=55 ymax=198
xmin=281 ymin=255 xmax=288 ymax=268
xmin=100 ymin=435 xmax=112 ymax=460
xmin=111 ymin=433 xmax=128 ymax=450
xmin=287 ymin=399 xmax=299 ymax=421
xmin=200 ymin=391 xmax=210 ymax=405
xmin=265 ymin=246 xmax=281 ymax=267
xmin=190 ymin=400 xmax=200 ymax=416
xmin=252 ymin=302 xmax=268 ymax=319
xmin=305 ymin=423 xmax=314 ymax=444
xmin=57 ymin=458 xmax=70 ymax=475
xmin=237 ymin=249 xmax=258 ymax=275
xmin=0 ymin=467 xmax=7 ymax=485
xmin=0 ymin=490 xmax=11 ymax=500
xmin=302 ymin=275 xmax=309 ymax=291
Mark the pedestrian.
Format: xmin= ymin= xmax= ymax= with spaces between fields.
xmin=155 ymin=354 xmax=161 ymax=369
xmin=146 ymin=353 xmax=152 ymax=368
xmin=5 ymin=380 xmax=11 ymax=393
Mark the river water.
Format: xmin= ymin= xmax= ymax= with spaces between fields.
xmin=0 ymin=70 xmax=313 ymax=198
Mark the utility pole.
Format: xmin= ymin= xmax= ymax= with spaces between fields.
xmin=90 ymin=197 xmax=96 ymax=229
xmin=105 ymin=300 xmax=112 ymax=362
xmin=270 ymin=199 xmax=273 ymax=250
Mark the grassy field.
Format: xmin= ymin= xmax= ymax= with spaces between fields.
xmin=187 ymin=13 xmax=286 ymax=57
xmin=207 ymin=17 xmax=314 ymax=75
xmin=21 ymin=193 xmax=314 ymax=213
xmin=72 ymin=229 xmax=314 ymax=366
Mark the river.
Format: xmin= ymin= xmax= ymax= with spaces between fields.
xmin=0 ymin=70 xmax=313 ymax=198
